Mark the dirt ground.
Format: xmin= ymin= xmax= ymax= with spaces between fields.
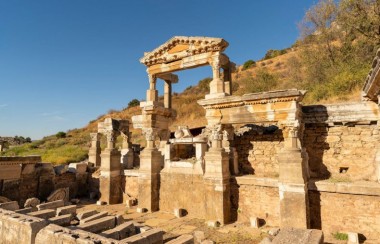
xmin=76 ymin=199 xmax=355 ymax=244
xmin=76 ymin=199 xmax=268 ymax=243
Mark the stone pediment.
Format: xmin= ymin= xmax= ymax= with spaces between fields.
xmin=140 ymin=36 xmax=228 ymax=66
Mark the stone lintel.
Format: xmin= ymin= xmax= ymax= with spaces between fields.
xmin=308 ymin=179 xmax=380 ymax=196
xmin=0 ymin=155 xmax=41 ymax=165
xmin=234 ymin=176 xmax=279 ymax=188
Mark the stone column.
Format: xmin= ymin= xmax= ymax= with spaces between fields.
xmin=203 ymin=124 xmax=230 ymax=225
xmin=88 ymin=133 xmax=101 ymax=167
xmin=277 ymin=124 xmax=310 ymax=229
xmin=120 ymin=132 xmax=134 ymax=169
xmin=146 ymin=74 xmax=158 ymax=102
xmin=223 ymin=66 xmax=232 ymax=95
xmin=206 ymin=54 xmax=226 ymax=99
xmin=137 ymin=128 xmax=163 ymax=212
xmin=98 ymin=130 xmax=122 ymax=205
xmin=222 ymin=126 xmax=239 ymax=175
xmin=164 ymin=80 xmax=172 ymax=109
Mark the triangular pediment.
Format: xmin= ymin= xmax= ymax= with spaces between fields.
xmin=140 ymin=36 xmax=228 ymax=66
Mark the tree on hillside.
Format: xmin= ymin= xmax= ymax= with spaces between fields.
xmin=128 ymin=99 xmax=140 ymax=108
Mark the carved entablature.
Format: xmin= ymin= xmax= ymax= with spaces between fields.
xmin=198 ymin=89 xmax=306 ymax=110
xmin=362 ymin=48 xmax=380 ymax=102
xmin=140 ymin=36 xmax=229 ymax=67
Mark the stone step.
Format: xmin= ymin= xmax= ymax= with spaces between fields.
xmin=48 ymin=214 xmax=72 ymax=226
xmin=100 ymin=221 xmax=135 ymax=240
xmin=37 ymin=200 xmax=64 ymax=211
xmin=56 ymin=205 xmax=76 ymax=216
xmin=77 ymin=215 xmax=116 ymax=233
xmin=80 ymin=211 xmax=108 ymax=224
xmin=119 ymin=229 xmax=163 ymax=244
xmin=77 ymin=209 xmax=98 ymax=220
xmin=166 ymin=234 xmax=194 ymax=244
xmin=28 ymin=209 xmax=56 ymax=219
xmin=15 ymin=207 xmax=33 ymax=214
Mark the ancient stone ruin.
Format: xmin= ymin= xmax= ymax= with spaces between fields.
xmin=2 ymin=36 xmax=380 ymax=243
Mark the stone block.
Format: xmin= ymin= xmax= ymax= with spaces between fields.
xmin=24 ymin=197 xmax=40 ymax=208
xmin=206 ymin=220 xmax=220 ymax=228
xmin=347 ymin=232 xmax=359 ymax=244
xmin=28 ymin=209 xmax=56 ymax=219
xmin=250 ymin=217 xmax=260 ymax=228
xmin=77 ymin=215 xmax=116 ymax=233
xmin=193 ymin=231 xmax=205 ymax=243
xmin=68 ymin=162 xmax=88 ymax=174
xmin=77 ymin=209 xmax=98 ymax=220
xmin=0 ymin=165 xmax=21 ymax=180
xmin=80 ymin=211 xmax=108 ymax=224
xmin=47 ymin=187 xmax=69 ymax=202
xmin=271 ymin=228 xmax=323 ymax=244
xmin=100 ymin=221 xmax=135 ymax=240
xmin=137 ymin=207 xmax=148 ymax=213
xmin=56 ymin=205 xmax=76 ymax=216
xmin=54 ymin=164 xmax=68 ymax=175
xmin=37 ymin=200 xmax=64 ymax=210
xmin=48 ymin=214 xmax=72 ymax=226
xmin=0 ymin=209 xmax=48 ymax=244
xmin=167 ymin=234 xmax=194 ymax=244
xmin=0 ymin=201 xmax=19 ymax=211
xmin=139 ymin=229 xmax=163 ymax=244
xmin=21 ymin=164 xmax=36 ymax=175
xmin=200 ymin=240 xmax=215 ymax=244
xmin=115 ymin=214 xmax=125 ymax=225
xmin=15 ymin=207 xmax=33 ymax=214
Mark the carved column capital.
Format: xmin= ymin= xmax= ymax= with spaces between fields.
xmin=105 ymin=130 xmax=116 ymax=149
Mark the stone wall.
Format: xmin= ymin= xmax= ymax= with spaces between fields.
xmin=235 ymin=125 xmax=284 ymax=177
xmin=304 ymin=124 xmax=379 ymax=181
xmin=309 ymin=189 xmax=380 ymax=241
xmin=122 ymin=170 xmax=139 ymax=199
xmin=159 ymin=173 xmax=205 ymax=218
xmin=234 ymin=176 xmax=280 ymax=227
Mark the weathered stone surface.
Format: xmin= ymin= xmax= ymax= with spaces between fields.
xmin=15 ymin=207 xmax=33 ymax=214
xmin=271 ymin=228 xmax=323 ymax=244
xmin=100 ymin=221 xmax=135 ymax=240
xmin=53 ymin=164 xmax=68 ymax=175
xmin=68 ymin=162 xmax=87 ymax=174
xmin=193 ymin=231 xmax=205 ymax=243
xmin=47 ymin=187 xmax=69 ymax=202
xmin=37 ymin=200 xmax=64 ymax=210
xmin=76 ymin=209 xmax=98 ymax=220
xmin=0 ymin=201 xmax=19 ymax=211
xmin=0 ymin=196 xmax=11 ymax=203
xmin=24 ymin=197 xmax=40 ymax=208
xmin=0 ymin=208 xmax=48 ymax=244
xmin=77 ymin=215 xmax=116 ymax=233
xmin=80 ymin=211 xmax=108 ymax=224
xmin=48 ymin=214 xmax=72 ymax=226
xmin=56 ymin=205 xmax=76 ymax=216
xmin=120 ymin=228 xmax=163 ymax=244
xmin=166 ymin=234 xmax=194 ymax=244
xmin=28 ymin=209 xmax=56 ymax=219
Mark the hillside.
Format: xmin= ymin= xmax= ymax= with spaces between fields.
xmin=2 ymin=0 xmax=379 ymax=164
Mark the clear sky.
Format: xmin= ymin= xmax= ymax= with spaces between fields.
xmin=0 ymin=0 xmax=316 ymax=139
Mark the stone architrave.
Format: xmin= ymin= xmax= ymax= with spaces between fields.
xmin=47 ymin=187 xmax=69 ymax=203
xmin=24 ymin=197 xmax=40 ymax=208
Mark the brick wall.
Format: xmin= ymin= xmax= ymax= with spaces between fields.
xmin=309 ymin=190 xmax=380 ymax=241
xmin=304 ymin=124 xmax=378 ymax=181
xmin=235 ymin=126 xmax=284 ymax=177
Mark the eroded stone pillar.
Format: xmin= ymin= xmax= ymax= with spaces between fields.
xmin=88 ymin=133 xmax=101 ymax=167
xmin=277 ymin=124 xmax=310 ymax=229
xmin=99 ymin=130 xmax=122 ymax=205
xmin=222 ymin=125 xmax=239 ymax=175
xmin=121 ymin=132 xmax=134 ymax=169
xmin=137 ymin=128 xmax=163 ymax=212
xmin=203 ymin=124 xmax=230 ymax=225
xmin=223 ymin=67 xmax=232 ymax=95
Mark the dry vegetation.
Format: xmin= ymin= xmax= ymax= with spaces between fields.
xmin=1 ymin=0 xmax=379 ymax=165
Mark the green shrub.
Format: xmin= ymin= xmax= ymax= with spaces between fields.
xmin=332 ymin=232 xmax=348 ymax=240
xmin=56 ymin=131 xmax=66 ymax=139
xmin=263 ymin=49 xmax=287 ymax=60
xmin=198 ymin=77 xmax=212 ymax=92
xmin=127 ymin=99 xmax=140 ymax=108
xmin=242 ymin=69 xmax=278 ymax=93
xmin=242 ymin=60 xmax=256 ymax=70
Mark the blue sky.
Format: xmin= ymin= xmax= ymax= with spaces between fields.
xmin=0 ymin=0 xmax=316 ymax=139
